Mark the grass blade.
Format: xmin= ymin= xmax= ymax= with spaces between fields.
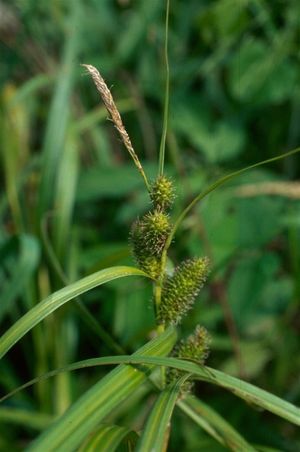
xmin=38 ymin=0 xmax=80 ymax=216
xmin=165 ymin=146 xmax=300 ymax=251
xmin=3 ymin=357 xmax=299 ymax=427
xmin=0 ymin=235 xmax=40 ymax=322
xmin=27 ymin=328 xmax=177 ymax=452
xmin=41 ymin=220 xmax=125 ymax=354
xmin=178 ymin=396 xmax=257 ymax=451
xmin=0 ymin=266 xmax=149 ymax=359
xmin=52 ymin=132 xmax=79 ymax=260
xmin=1 ymin=84 xmax=28 ymax=230
xmin=178 ymin=398 xmax=224 ymax=446
xmin=78 ymin=424 xmax=138 ymax=452
xmin=0 ymin=407 xmax=53 ymax=431
xmin=136 ymin=375 xmax=188 ymax=452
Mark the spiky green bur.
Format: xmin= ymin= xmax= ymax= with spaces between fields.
xmin=167 ymin=325 xmax=211 ymax=393
xmin=158 ymin=257 xmax=210 ymax=325
xmin=131 ymin=210 xmax=171 ymax=256
xmin=136 ymin=255 xmax=161 ymax=279
xmin=150 ymin=175 xmax=175 ymax=210
xmin=176 ymin=325 xmax=210 ymax=363
xmin=129 ymin=210 xmax=171 ymax=278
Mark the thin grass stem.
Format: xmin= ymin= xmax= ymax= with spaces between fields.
xmin=158 ymin=0 xmax=170 ymax=177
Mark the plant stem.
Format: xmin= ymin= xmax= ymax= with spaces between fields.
xmin=154 ymin=252 xmax=170 ymax=388
xmin=158 ymin=0 xmax=170 ymax=177
xmin=154 ymin=277 xmax=164 ymax=388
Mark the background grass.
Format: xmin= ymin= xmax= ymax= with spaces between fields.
xmin=1 ymin=0 xmax=300 ymax=450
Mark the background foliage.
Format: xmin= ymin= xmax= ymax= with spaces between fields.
xmin=1 ymin=0 xmax=300 ymax=450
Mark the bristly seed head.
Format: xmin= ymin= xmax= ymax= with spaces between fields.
xmin=129 ymin=210 xmax=171 ymax=278
xmin=135 ymin=255 xmax=161 ymax=279
xmin=150 ymin=175 xmax=175 ymax=211
xmin=176 ymin=325 xmax=211 ymax=363
xmin=167 ymin=325 xmax=211 ymax=393
xmin=158 ymin=257 xmax=210 ymax=325
xmin=130 ymin=210 xmax=171 ymax=258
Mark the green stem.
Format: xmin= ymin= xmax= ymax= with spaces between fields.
xmin=158 ymin=0 xmax=170 ymax=176
xmin=155 ymin=0 xmax=171 ymax=377
xmin=154 ymin=252 xmax=169 ymax=388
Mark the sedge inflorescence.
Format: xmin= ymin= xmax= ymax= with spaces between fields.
xmin=85 ymin=63 xmax=212 ymax=396
xmin=150 ymin=175 xmax=175 ymax=211
xmin=158 ymin=257 xmax=210 ymax=325
xmin=130 ymin=209 xmax=171 ymax=278
xmin=167 ymin=325 xmax=211 ymax=391
xmin=175 ymin=325 xmax=211 ymax=363
xmin=130 ymin=175 xmax=174 ymax=279
xmin=129 ymin=174 xmax=211 ymax=390
xmin=131 ymin=210 xmax=171 ymax=257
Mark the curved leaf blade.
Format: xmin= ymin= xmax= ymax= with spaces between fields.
xmin=136 ymin=376 xmax=188 ymax=452
xmin=165 ymin=146 xmax=300 ymax=249
xmin=78 ymin=424 xmax=138 ymax=452
xmin=0 ymin=266 xmax=149 ymax=359
xmin=27 ymin=328 xmax=177 ymax=452
xmin=0 ymin=235 xmax=40 ymax=322
xmin=178 ymin=396 xmax=257 ymax=451
xmin=0 ymin=407 xmax=53 ymax=431
xmin=3 ymin=356 xmax=299 ymax=428
xmin=38 ymin=0 xmax=80 ymax=216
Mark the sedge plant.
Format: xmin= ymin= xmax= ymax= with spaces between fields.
xmin=1 ymin=1 xmax=300 ymax=451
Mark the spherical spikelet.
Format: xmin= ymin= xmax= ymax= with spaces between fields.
xmin=142 ymin=210 xmax=171 ymax=254
xmin=130 ymin=209 xmax=171 ymax=258
xmin=129 ymin=210 xmax=171 ymax=278
xmin=137 ymin=255 xmax=161 ymax=279
xmin=150 ymin=175 xmax=175 ymax=211
xmin=158 ymin=257 xmax=210 ymax=325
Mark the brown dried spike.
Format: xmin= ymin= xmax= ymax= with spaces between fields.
xmin=82 ymin=64 xmax=149 ymax=190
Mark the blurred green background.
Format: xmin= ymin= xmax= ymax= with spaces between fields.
xmin=1 ymin=0 xmax=300 ymax=450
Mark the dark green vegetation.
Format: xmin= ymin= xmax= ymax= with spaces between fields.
xmin=1 ymin=1 xmax=300 ymax=450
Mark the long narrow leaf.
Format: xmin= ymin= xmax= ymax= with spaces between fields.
xmin=0 ymin=235 xmax=40 ymax=322
xmin=136 ymin=375 xmax=188 ymax=452
xmin=164 ymin=146 xmax=300 ymax=250
xmin=27 ymin=328 xmax=177 ymax=452
xmin=38 ymin=0 xmax=80 ymax=216
xmin=178 ymin=396 xmax=257 ymax=451
xmin=78 ymin=424 xmax=138 ymax=452
xmin=53 ymin=132 xmax=79 ymax=259
xmin=178 ymin=398 xmax=224 ymax=446
xmin=0 ymin=407 xmax=53 ymax=431
xmin=0 ymin=266 xmax=149 ymax=359
xmin=3 ymin=356 xmax=299 ymax=427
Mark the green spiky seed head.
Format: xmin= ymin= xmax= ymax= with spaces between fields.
xmin=130 ymin=210 xmax=171 ymax=259
xmin=136 ymin=255 xmax=161 ymax=279
xmin=158 ymin=257 xmax=210 ymax=325
xmin=167 ymin=325 xmax=211 ymax=392
xmin=176 ymin=325 xmax=210 ymax=363
xmin=150 ymin=175 xmax=175 ymax=210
